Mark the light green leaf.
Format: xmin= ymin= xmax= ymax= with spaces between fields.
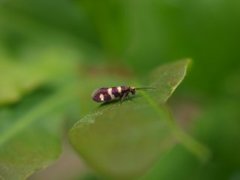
xmin=0 ymin=45 xmax=79 ymax=105
xmin=149 ymin=59 xmax=191 ymax=103
xmin=69 ymin=60 xmax=209 ymax=179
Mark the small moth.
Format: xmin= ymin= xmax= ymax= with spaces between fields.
xmin=92 ymin=86 xmax=153 ymax=103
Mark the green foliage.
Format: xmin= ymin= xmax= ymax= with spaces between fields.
xmin=192 ymin=101 xmax=240 ymax=180
xmin=76 ymin=0 xmax=240 ymax=96
xmin=0 ymin=44 xmax=80 ymax=105
xmin=141 ymin=100 xmax=240 ymax=180
xmin=0 ymin=0 xmax=240 ymax=179
xmin=141 ymin=145 xmax=201 ymax=180
xmin=69 ymin=60 xmax=209 ymax=179
xmin=0 ymin=45 xmax=81 ymax=179
xmin=0 ymin=88 xmax=75 ymax=179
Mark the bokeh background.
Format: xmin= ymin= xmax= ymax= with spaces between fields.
xmin=0 ymin=0 xmax=240 ymax=179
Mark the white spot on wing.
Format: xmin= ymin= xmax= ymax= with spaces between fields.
xmin=117 ymin=86 xmax=122 ymax=93
xmin=108 ymin=88 xmax=115 ymax=99
xmin=99 ymin=94 xmax=104 ymax=101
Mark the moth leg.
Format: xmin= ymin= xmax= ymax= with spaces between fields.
xmin=120 ymin=92 xmax=129 ymax=102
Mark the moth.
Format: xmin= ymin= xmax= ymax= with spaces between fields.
xmin=92 ymin=86 xmax=153 ymax=103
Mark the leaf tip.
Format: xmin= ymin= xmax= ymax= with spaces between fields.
xmin=183 ymin=58 xmax=193 ymax=72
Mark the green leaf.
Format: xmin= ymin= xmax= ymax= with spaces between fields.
xmin=192 ymin=100 xmax=240 ymax=179
xmin=0 ymin=58 xmax=44 ymax=105
xmin=0 ymin=45 xmax=79 ymax=105
xmin=149 ymin=59 xmax=192 ymax=103
xmin=69 ymin=60 xmax=209 ymax=179
xmin=0 ymin=84 xmax=78 ymax=179
xmin=143 ymin=100 xmax=240 ymax=180
xmin=0 ymin=43 xmax=82 ymax=179
xmin=0 ymin=114 xmax=61 ymax=180
xmin=141 ymin=145 xmax=202 ymax=180
xmin=70 ymin=99 xmax=174 ymax=179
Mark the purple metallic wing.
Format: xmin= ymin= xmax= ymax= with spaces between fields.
xmin=111 ymin=87 xmax=121 ymax=98
xmin=92 ymin=88 xmax=112 ymax=102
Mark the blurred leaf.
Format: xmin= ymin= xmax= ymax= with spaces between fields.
xmin=143 ymin=100 xmax=240 ymax=180
xmin=0 ymin=59 xmax=43 ymax=105
xmin=78 ymin=0 xmax=129 ymax=57
xmin=195 ymin=101 xmax=240 ymax=166
xmin=0 ymin=84 xmax=78 ymax=179
xmin=191 ymin=100 xmax=240 ymax=180
xmin=69 ymin=60 xmax=208 ymax=179
xmin=0 ymin=115 xmax=61 ymax=180
xmin=141 ymin=145 xmax=202 ymax=180
xmin=0 ymin=44 xmax=79 ymax=105
xmin=0 ymin=0 xmax=93 ymax=44
xmin=0 ymin=43 xmax=82 ymax=179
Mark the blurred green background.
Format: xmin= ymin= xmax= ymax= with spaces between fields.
xmin=0 ymin=0 xmax=240 ymax=179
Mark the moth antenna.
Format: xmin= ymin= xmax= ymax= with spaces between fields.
xmin=135 ymin=87 xmax=156 ymax=90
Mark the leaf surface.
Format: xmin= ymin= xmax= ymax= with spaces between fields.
xmin=69 ymin=60 xmax=207 ymax=179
